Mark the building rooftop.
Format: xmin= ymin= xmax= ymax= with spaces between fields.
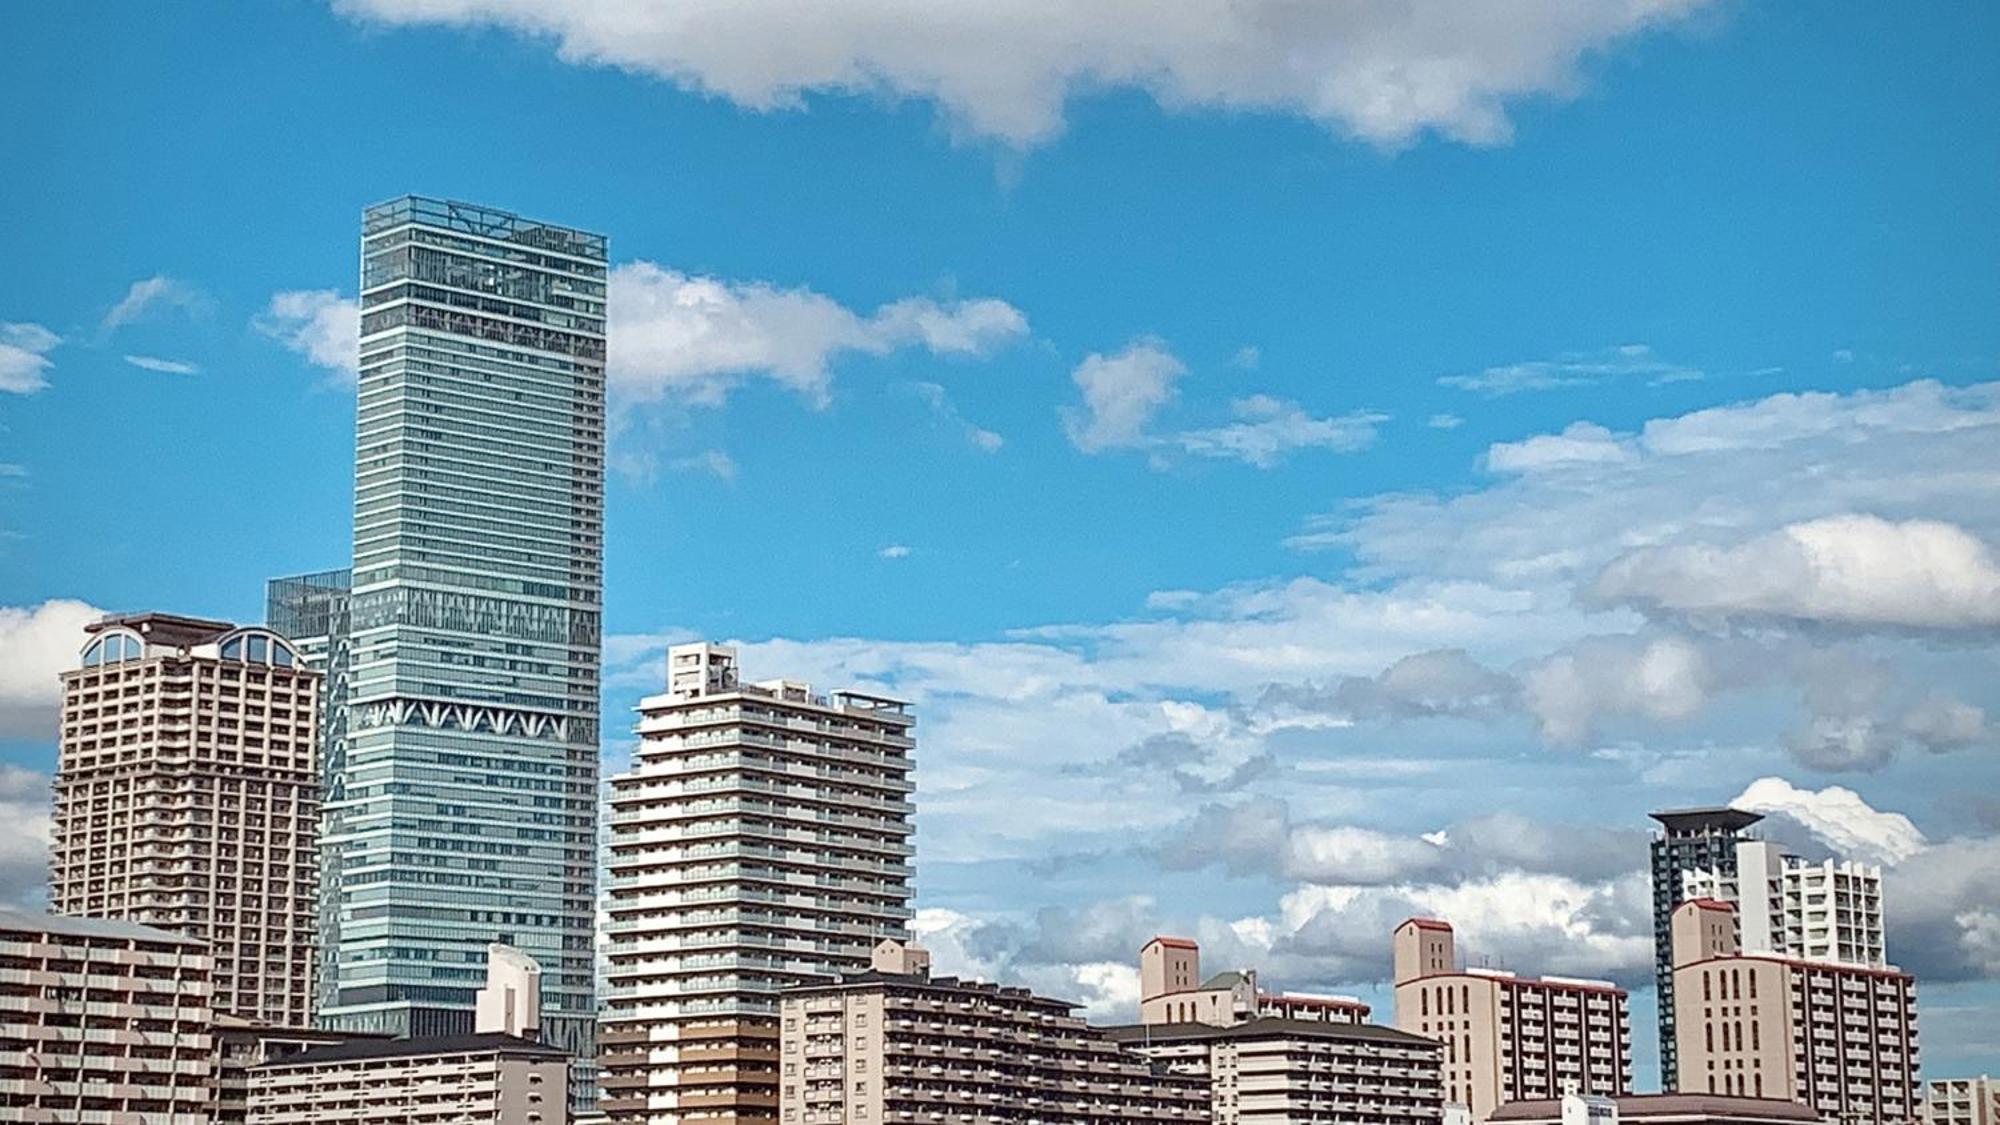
xmin=363 ymin=195 xmax=607 ymax=260
xmin=1101 ymin=1016 xmax=1438 ymax=1048
xmin=257 ymin=1031 xmax=569 ymax=1068
xmin=0 ymin=907 xmax=206 ymax=947
xmin=1490 ymin=1094 xmax=1821 ymax=1123
xmin=1649 ymin=807 xmax=1764 ymax=833
xmin=787 ymin=969 xmax=1077 ymax=1014
xmin=88 ymin=612 xmax=235 ymax=648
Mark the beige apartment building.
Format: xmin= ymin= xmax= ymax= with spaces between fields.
xmin=1926 ymin=1077 xmax=1997 ymax=1125
xmin=1487 ymin=1091 xmax=1823 ymax=1125
xmin=778 ymin=940 xmax=1210 ymax=1125
xmin=211 ymin=1016 xmax=383 ymax=1125
xmin=1140 ymin=935 xmax=1370 ymax=1026
xmin=0 ymin=908 xmax=216 ymax=1124
xmin=51 ymin=612 xmax=321 ymax=1026
xmin=1670 ymin=899 xmax=1919 ymax=1125
xmin=247 ymin=942 xmax=568 ymax=1124
xmin=1106 ymin=1015 xmax=1443 ymax=1125
xmin=1391 ymin=918 xmax=1633 ymax=1122
xmin=601 ymin=643 xmax=917 ymax=1125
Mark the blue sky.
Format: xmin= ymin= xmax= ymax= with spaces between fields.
xmin=3 ymin=0 xmax=1998 ymax=1080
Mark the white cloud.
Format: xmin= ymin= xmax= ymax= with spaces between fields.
xmin=1597 ymin=515 xmax=2000 ymax=630
xmin=1427 ymin=413 xmax=1465 ymax=430
xmin=912 ymin=381 xmax=1005 ymax=452
xmin=0 ymin=765 xmax=51 ymax=908
xmin=0 ymin=600 xmax=104 ymax=739
xmin=1439 ymin=344 xmax=1700 ymax=396
xmin=610 ymin=262 xmax=1026 ymax=408
xmin=335 ymin=0 xmax=1717 ymax=149
xmin=1065 ymin=344 xmax=1381 ymax=468
xmin=1519 ymin=634 xmax=1711 ymax=745
xmin=102 ymin=275 xmax=204 ymax=331
xmin=1731 ymin=777 xmax=1926 ymax=865
xmin=123 ymin=355 xmax=199 ymax=375
xmin=1167 ymin=395 xmax=1386 ymax=467
xmin=1063 ymin=339 xmax=1184 ymax=453
xmin=257 ymin=290 xmax=360 ymax=382
xmin=0 ymin=323 xmax=60 ymax=394
xmin=1486 ymin=421 xmax=1634 ymax=474
xmin=879 ymin=544 xmax=912 ymax=560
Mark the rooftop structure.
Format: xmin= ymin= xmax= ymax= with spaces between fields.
xmin=1139 ymin=935 xmax=1369 ymax=1027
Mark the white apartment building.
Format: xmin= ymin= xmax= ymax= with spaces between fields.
xmin=0 ymin=908 xmax=216 ymax=1124
xmin=600 ymin=643 xmax=916 ymax=1125
xmin=1107 ymin=1016 xmax=1442 ymax=1125
xmin=51 ymin=612 xmax=321 ymax=1027
xmin=1683 ymin=840 xmax=1886 ymax=969
xmin=1927 ymin=1077 xmax=1998 ymax=1125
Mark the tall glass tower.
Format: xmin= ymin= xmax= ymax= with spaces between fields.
xmin=273 ymin=196 xmax=607 ymax=1089
xmin=1647 ymin=806 xmax=1762 ymax=1091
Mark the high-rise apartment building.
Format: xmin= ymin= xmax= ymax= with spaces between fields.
xmin=0 ymin=908 xmax=216 ymax=1123
xmin=1669 ymin=899 xmax=1919 ymax=1125
xmin=1139 ymin=935 xmax=1370 ymax=1025
xmin=275 ymin=196 xmax=608 ymax=1078
xmin=1392 ymin=918 xmax=1632 ymax=1122
xmin=1650 ymin=808 xmax=1764 ymax=1090
xmin=1683 ymin=840 xmax=1886 ymax=969
xmin=51 ymin=612 xmax=321 ymax=1026
xmin=1926 ymin=1077 xmax=1998 ymax=1125
xmin=779 ymin=940 xmax=1211 ymax=1125
xmin=601 ymin=642 xmax=916 ymax=1125
xmin=1107 ymin=1016 xmax=1442 ymax=1125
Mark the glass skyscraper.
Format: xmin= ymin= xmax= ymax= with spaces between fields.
xmin=270 ymin=196 xmax=607 ymax=1090
xmin=1647 ymin=805 xmax=1763 ymax=1091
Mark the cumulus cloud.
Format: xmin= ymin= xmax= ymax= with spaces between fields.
xmin=1486 ymin=421 xmax=1635 ymax=474
xmin=1064 ymin=343 xmax=1381 ymax=468
xmin=1254 ymin=648 xmax=1519 ymax=728
xmin=1063 ymin=339 xmax=1185 ymax=454
xmin=335 ymin=0 xmax=1717 ymax=149
xmin=610 ymin=262 xmax=1026 ymax=408
xmin=1731 ymin=777 xmax=1926 ymax=865
xmin=257 ymin=290 xmax=360 ymax=382
xmin=101 ymin=275 xmax=205 ymax=331
xmin=0 ymin=323 xmax=61 ymax=394
xmin=1597 ymin=514 xmax=2000 ymax=630
xmin=0 ymin=766 xmax=52 ymax=908
xmin=1440 ymin=343 xmax=1701 ymax=397
xmin=1519 ymin=634 xmax=1712 ymax=745
xmin=123 ymin=355 xmax=199 ymax=375
xmin=0 ymin=600 xmax=104 ymax=739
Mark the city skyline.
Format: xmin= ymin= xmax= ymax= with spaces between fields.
xmin=3 ymin=0 xmax=1998 ymax=1089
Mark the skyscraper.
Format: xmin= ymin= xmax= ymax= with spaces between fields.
xmin=1649 ymin=807 xmax=1763 ymax=1091
xmin=273 ymin=196 xmax=608 ymax=1080
xmin=51 ymin=612 xmax=321 ymax=1026
xmin=600 ymin=642 xmax=915 ymax=1125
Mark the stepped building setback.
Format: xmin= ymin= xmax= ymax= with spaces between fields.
xmin=51 ymin=612 xmax=321 ymax=1026
xmin=780 ymin=940 xmax=1211 ymax=1125
xmin=1391 ymin=918 xmax=1632 ymax=1123
xmin=601 ymin=642 xmax=916 ymax=1125
xmin=270 ymin=195 xmax=609 ymax=1094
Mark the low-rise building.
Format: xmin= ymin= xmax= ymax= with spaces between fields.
xmin=1391 ymin=918 xmax=1632 ymax=1122
xmin=211 ymin=1016 xmax=384 ymax=1125
xmin=1926 ymin=1077 xmax=1997 ymax=1125
xmin=1104 ymin=1016 xmax=1445 ymax=1125
xmin=1488 ymin=1091 xmax=1824 ymax=1125
xmin=778 ymin=939 xmax=1209 ymax=1125
xmin=1140 ymin=936 xmax=1369 ymax=1026
xmin=0 ymin=908 xmax=215 ymax=1124
xmin=247 ymin=943 xmax=570 ymax=1125
xmin=1669 ymin=899 xmax=1919 ymax=1125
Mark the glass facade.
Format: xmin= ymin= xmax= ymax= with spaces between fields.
xmin=1647 ymin=807 xmax=1762 ymax=1091
xmin=275 ymin=197 xmax=606 ymax=1097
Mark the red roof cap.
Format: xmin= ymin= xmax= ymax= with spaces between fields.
xmin=1147 ymin=936 xmax=1199 ymax=950
xmin=1401 ymin=917 xmax=1452 ymax=931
